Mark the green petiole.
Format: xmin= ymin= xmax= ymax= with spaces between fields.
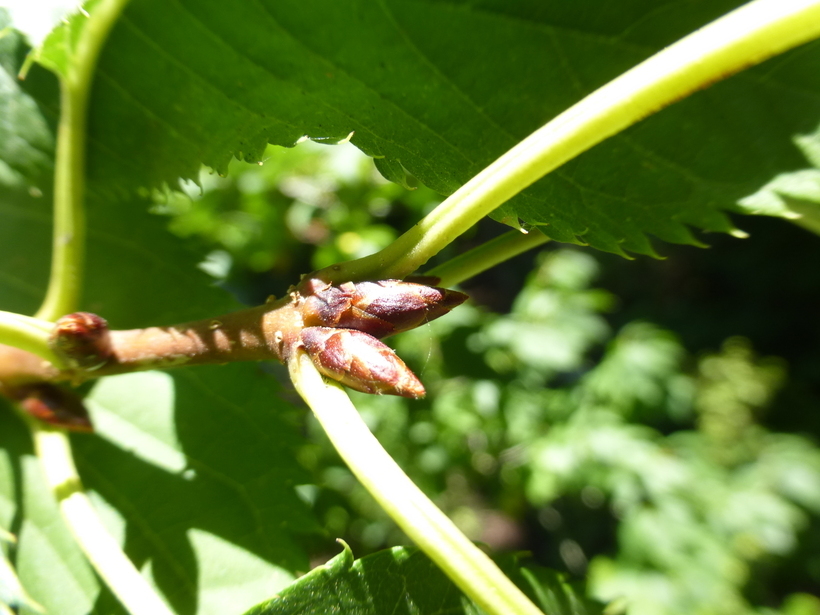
xmin=289 ymin=351 xmax=545 ymax=615
xmin=425 ymin=229 xmax=551 ymax=288
xmin=35 ymin=0 xmax=131 ymax=322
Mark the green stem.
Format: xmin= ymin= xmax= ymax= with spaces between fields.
xmin=0 ymin=311 xmax=60 ymax=365
xmin=321 ymin=0 xmax=820 ymax=283
xmin=35 ymin=0 xmax=130 ymax=321
xmin=31 ymin=424 xmax=174 ymax=615
xmin=35 ymin=78 xmax=86 ymax=321
xmin=289 ymin=351 xmax=544 ymax=615
xmin=425 ymin=229 xmax=551 ymax=287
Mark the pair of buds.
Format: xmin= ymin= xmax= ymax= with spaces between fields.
xmin=297 ymin=279 xmax=467 ymax=398
xmin=4 ymin=280 xmax=468 ymax=433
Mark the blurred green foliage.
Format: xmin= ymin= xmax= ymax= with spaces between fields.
xmin=157 ymin=143 xmax=820 ymax=615
xmin=154 ymin=140 xmax=446 ymax=304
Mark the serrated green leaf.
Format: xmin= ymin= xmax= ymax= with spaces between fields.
xmin=75 ymin=365 xmax=316 ymax=614
xmin=62 ymin=0 xmax=820 ymax=256
xmin=244 ymin=544 xmax=602 ymax=615
xmin=20 ymin=0 xmax=105 ymax=80
xmin=244 ymin=544 xmax=469 ymax=615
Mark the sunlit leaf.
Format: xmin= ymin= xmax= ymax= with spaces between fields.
xmin=244 ymin=544 xmax=602 ymax=615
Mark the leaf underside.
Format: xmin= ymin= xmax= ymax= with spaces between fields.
xmin=29 ymin=0 xmax=813 ymax=256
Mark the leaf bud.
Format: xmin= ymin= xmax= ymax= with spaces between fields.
xmin=300 ymin=326 xmax=425 ymax=398
xmin=49 ymin=312 xmax=112 ymax=370
xmin=301 ymin=279 xmax=467 ymax=338
xmin=2 ymin=383 xmax=93 ymax=432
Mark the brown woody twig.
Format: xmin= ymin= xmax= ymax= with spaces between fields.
xmin=0 ymin=278 xmax=467 ymax=430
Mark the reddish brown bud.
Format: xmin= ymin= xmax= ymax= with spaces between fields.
xmin=49 ymin=312 xmax=112 ymax=370
xmin=3 ymin=383 xmax=93 ymax=432
xmin=301 ymin=279 xmax=467 ymax=338
xmin=300 ymin=326 xmax=425 ymax=398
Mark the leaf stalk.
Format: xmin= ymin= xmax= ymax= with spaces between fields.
xmin=425 ymin=229 xmax=551 ymax=288
xmin=289 ymin=351 xmax=545 ymax=615
xmin=35 ymin=0 xmax=131 ymax=321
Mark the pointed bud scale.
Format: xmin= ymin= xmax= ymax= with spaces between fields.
xmin=301 ymin=326 xmax=425 ymax=398
xmin=301 ymin=279 xmax=468 ymax=338
xmin=301 ymin=283 xmax=358 ymax=328
xmin=49 ymin=312 xmax=112 ymax=370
